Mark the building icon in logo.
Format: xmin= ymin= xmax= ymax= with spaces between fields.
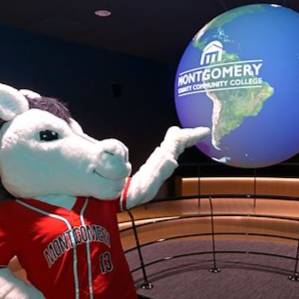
xmin=200 ymin=41 xmax=224 ymax=65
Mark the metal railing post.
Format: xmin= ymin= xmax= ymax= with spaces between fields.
xmin=127 ymin=211 xmax=153 ymax=289
xmin=197 ymin=164 xmax=201 ymax=209
xmin=208 ymin=196 xmax=221 ymax=273
xmin=253 ymin=168 xmax=257 ymax=208
xmin=288 ymin=239 xmax=299 ymax=281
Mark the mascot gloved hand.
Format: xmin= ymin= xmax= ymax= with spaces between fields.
xmin=0 ymin=83 xmax=210 ymax=299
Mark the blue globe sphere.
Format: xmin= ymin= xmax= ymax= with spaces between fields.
xmin=175 ymin=4 xmax=299 ymax=168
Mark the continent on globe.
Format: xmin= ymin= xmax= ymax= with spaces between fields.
xmin=207 ymin=78 xmax=274 ymax=149
xmin=190 ymin=5 xmax=274 ymax=150
xmin=202 ymin=51 xmax=274 ymax=149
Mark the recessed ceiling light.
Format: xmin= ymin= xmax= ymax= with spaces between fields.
xmin=94 ymin=10 xmax=112 ymax=17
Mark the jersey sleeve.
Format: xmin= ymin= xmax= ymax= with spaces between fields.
xmin=118 ymin=177 xmax=131 ymax=212
xmin=0 ymin=211 xmax=16 ymax=266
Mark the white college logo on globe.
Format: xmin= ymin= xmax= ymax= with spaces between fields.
xmin=175 ymin=4 xmax=299 ymax=168
xmin=200 ymin=41 xmax=223 ymax=65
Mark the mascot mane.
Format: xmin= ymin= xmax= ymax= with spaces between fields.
xmin=27 ymin=96 xmax=71 ymax=124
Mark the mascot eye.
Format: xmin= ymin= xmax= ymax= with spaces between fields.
xmin=39 ymin=130 xmax=59 ymax=141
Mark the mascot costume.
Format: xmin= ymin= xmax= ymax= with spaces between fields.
xmin=0 ymin=83 xmax=210 ymax=299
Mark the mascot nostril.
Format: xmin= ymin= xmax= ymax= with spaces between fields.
xmin=98 ymin=139 xmax=129 ymax=163
xmin=0 ymin=83 xmax=210 ymax=299
xmin=104 ymin=150 xmax=115 ymax=156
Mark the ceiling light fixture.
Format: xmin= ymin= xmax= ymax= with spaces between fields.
xmin=94 ymin=10 xmax=112 ymax=17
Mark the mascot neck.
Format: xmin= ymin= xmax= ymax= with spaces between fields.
xmin=33 ymin=194 xmax=77 ymax=210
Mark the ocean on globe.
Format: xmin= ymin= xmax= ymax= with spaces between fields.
xmin=175 ymin=4 xmax=299 ymax=168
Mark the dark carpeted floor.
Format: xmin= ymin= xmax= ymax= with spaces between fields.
xmin=126 ymin=239 xmax=299 ymax=299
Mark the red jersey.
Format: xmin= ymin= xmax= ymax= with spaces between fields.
xmin=0 ymin=196 xmax=137 ymax=299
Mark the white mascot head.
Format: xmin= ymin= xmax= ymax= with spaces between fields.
xmin=0 ymin=83 xmax=132 ymax=200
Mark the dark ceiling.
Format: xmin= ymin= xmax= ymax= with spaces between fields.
xmin=0 ymin=0 xmax=297 ymax=64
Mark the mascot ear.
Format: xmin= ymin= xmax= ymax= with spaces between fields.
xmin=69 ymin=118 xmax=84 ymax=134
xmin=19 ymin=89 xmax=41 ymax=100
xmin=0 ymin=83 xmax=29 ymax=121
